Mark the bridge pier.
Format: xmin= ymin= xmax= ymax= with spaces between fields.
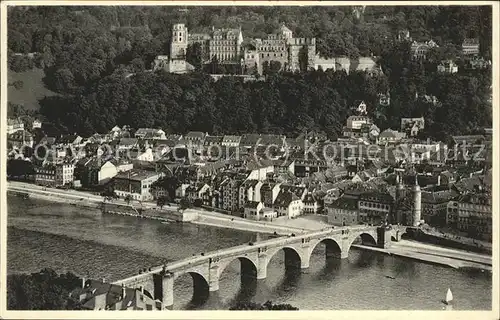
xmin=209 ymin=266 xmax=219 ymax=292
xmin=161 ymin=273 xmax=174 ymax=310
xmin=300 ymin=253 xmax=310 ymax=269
xmin=257 ymin=257 xmax=267 ymax=280
xmin=377 ymin=227 xmax=392 ymax=249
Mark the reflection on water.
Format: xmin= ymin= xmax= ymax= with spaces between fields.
xmin=7 ymin=196 xmax=492 ymax=310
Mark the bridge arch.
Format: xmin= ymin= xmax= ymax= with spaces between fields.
xmin=345 ymin=230 xmax=378 ymax=257
xmin=265 ymin=245 xmax=303 ymax=271
xmin=217 ymin=256 xmax=258 ymax=280
xmin=173 ymin=270 xmax=210 ymax=308
xmin=309 ymin=237 xmax=343 ymax=261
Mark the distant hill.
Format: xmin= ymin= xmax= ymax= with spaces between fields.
xmin=7 ymin=68 xmax=58 ymax=111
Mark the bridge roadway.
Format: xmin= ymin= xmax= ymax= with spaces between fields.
xmin=113 ymin=225 xmax=405 ymax=309
xmin=116 ymin=226 xmax=370 ymax=283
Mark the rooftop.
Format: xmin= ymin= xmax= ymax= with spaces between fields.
xmin=115 ymin=169 xmax=159 ymax=181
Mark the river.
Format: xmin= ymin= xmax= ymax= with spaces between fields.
xmin=7 ymin=196 xmax=492 ymax=310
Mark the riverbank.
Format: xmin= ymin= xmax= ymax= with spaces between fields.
xmin=7 ymin=182 xmax=493 ymax=271
xmin=353 ymin=242 xmax=492 ymax=272
xmin=7 ymin=182 xmax=305 ymax=235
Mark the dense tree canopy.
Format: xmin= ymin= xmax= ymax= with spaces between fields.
xmin=7 ymin=6 xmax=493 ymax=141
xmin=7 ymin=268 xmax=82 ymax=310
xmin=36 ymin=62 xmax=491 ymax=142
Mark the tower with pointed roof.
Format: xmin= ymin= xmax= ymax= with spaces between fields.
xmin=412 ymin=174 xmax=422 ymax=226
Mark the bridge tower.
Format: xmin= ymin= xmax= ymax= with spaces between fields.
xmin=395 ymin=176 xmax=405 ymax=224
xmin=411 ymin=175 xmax=422 ymax=226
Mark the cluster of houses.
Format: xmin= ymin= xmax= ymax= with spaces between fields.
xmin=70 ymin=278 xmax=163 ymax=310
xmin=401 ymin=30 xmax=491 ymax=74
xmin=6 ymin=100 xmax=493 ymax=240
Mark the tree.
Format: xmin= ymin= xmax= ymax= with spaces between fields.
xmin=124 ymin=194 xmax=132 ymax=205
xmin=130 ymin=57 xmax=145 ymax=73
xmin=156 ymin=195 xmax=171 ymax=209
xmin=7 ymin=268 xmax=83 ymax=310
xmin=186 ymin=42 xmax=203 ymax=70
xmin=178 ymin=197 xmax=192 ymax=212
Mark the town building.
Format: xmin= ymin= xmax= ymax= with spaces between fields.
xmin=32 ymin=119 xmax=42 ymax=129
xmin=437 ymin=60 xmax=458 ymax=74
xmin=74 ymin=158 xmax=118 ymax=188
xmin=420 ymin=189 xmax=458 ymax=227
xmin=378 ymin=92 xmax=391 ymax=106
xmin=345 ymin=115 xmax=372 ymax=131
xmin=293 ymin=159 xmax=328 ymax=178
xmin=7 ymin=118 xmax=24 ymax=134
xmin=221 ymin=135 xmax=242 ymax=148
xmin=34 ymin=162 xmax=74 ymax=186
xmin=410 ymin=40 xmax=439 ymax=60
xmin=378 ymin=129 xmax=407 ymax=144
xmin=71 ymin=279 xmax=163 ymax=310
xmin=273 ymin=189 xmax=303 ymax=218
xmin=34 ymin=164 xmax=56 ymax=186
xmin=397 ymin=29 xmax=412 ymax=42
xmin=55 ymin=162 xmax=75 ymax=186
xmin=134 ymin=128 xmax=166 ymax=140
xmin=243 ymin=201 xmax=277 ymax=221
xmin=113 ymin=169 xmax=162 ymax=201
xmin=8 ymin=130 xmax=34 ymax=149
xmin=186 ymin=183 xmax=210 ymax=204
xmin=462 ymin=38 xmax=480 ymax=56
xmin=447 ymin=192 xmax=492 ymax=241
xmin=219 ymin=174 xmax=246 ymax=212
xmin=238 ymin=179 xmax=263 ymax=209
xmin=260 ymin=181 xmax=282 ymax=207
xmin=327 ymin=197 xmax=358 ymax=226
xmin=302 ymin=193 xmax=319 ymax=214
xmin=358 ymin=191 xmax=393 ymax=225
xmin=466 ymin=56 xmax=491 ymax=70
xmin=401 ymin=117 xmax=425 ymax=137
xmin=246 ymin=160 xmax=274 ymax=181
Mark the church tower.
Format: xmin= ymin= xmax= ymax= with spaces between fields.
xmin=412 ymin=175 xmax=422 ymax=226
xmin=170 ymin=23 xmax=188 ymax=59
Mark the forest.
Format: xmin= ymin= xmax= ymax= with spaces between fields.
xmin=7 ymin=6 xmax=493 ymax=141
xmin=7 ymin=268 xmax=83 ymax=310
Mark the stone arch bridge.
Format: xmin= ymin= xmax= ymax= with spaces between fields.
xmin=113 ymin=225 xmax=407 ymax=309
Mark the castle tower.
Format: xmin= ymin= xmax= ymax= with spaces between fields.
xmin=412 ymin=175 xmax=422 ymax=226
xmin=170 ymin=23 xmax=188 ymax=59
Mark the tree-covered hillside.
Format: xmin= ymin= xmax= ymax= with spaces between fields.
xmin=7 ymin=6 xmax=493 ymax=141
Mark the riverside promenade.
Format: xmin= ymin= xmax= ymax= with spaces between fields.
xmin=7 ymin=181 xmax=492 ymax=271
xmin=7 ymin=181 xmax=306 ymax=235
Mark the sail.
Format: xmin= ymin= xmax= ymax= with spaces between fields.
xmin=446 ymin=288 xmax=453 ymax=302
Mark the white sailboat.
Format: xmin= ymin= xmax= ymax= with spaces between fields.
xmin=444 ymin=288 xmax=453 ymax=305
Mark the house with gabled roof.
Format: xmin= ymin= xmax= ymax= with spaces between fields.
xmin=273 ymin=189 xmax=303 ymax=218
xmin=378 ymin=129 xmax=406 ymax=145
xmin=303 ymin=192 xmax=319 ymax=214
xmin=352 ymin=100 xmax=367 ymax=115
xmin=222 ymin=135 xmax=241 ymax=148
xmin=401 ymin=117 xmax=425 ymax=137
xmin=71 ymin=279 xmax=162 ymax=310
xmin=239 ymin=179 xmax=263 ymax=209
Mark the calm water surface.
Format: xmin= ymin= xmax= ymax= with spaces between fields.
xmin=7 ymin=196 xmax=491 ymax=310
